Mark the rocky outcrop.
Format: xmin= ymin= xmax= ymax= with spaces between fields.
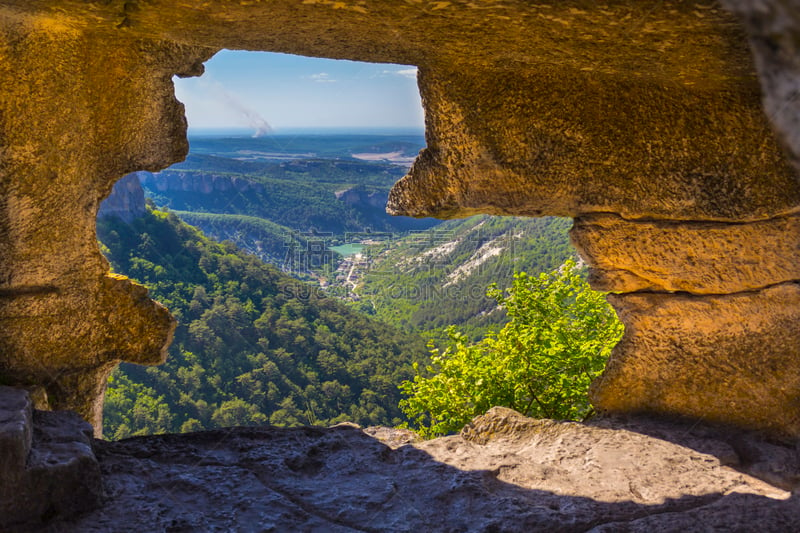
xmin=557 ymin=0 xmax=800 ymax=433
xmin=569 ymin=210 xmax=800 ymax=435
xmin=592 ymin=285 xmax=800 ymax=437
xmin=0 ymin=15 xmax=204 ymax=432
xmin=0 ymin=387 xmax=102 ymax=530
xmin=139 ymin=170 xmax=266 ymax=195
xmin=97 ymin=172 xmax=147 ymax=223
xmin=44 ymin=408 xmax=800 ymax=531
xmin=571 ymin=213 xmax=800 ymax=295
xmin=387 ymin=64 xmax=799 ymax=221
xmin=335 ymin=186 xmax=388 ymax=209
xmin=1 ymin=0 xmax=800 ymax=444
xmin=723 ymin=0 xmax=800 ymax=173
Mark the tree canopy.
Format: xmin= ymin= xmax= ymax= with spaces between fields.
xmin=399 ymin=260 xmax=624 ymax=438
xmin=98 ymin=208 xmax=427 ymax=439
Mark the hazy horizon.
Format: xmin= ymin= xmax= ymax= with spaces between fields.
xmin=186 ymin=126 xmax=426 ymax=137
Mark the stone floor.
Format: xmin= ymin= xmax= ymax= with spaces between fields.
xmin=9 ymin=405 xmax=797 ymax=532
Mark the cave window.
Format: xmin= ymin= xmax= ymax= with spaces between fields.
xmin=97 ymin=50 xmax=607 ymax=440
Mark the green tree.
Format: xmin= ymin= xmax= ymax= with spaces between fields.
xmin=211 ymin=399 xmax=268 ymax=427
xmin=399 ymin=260 xmax=624 ymax=438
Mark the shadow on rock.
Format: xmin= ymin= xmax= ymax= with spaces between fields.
xmin=38 ymin=407 xmax=800 ymax=532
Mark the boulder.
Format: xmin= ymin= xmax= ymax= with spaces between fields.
xmin=0 ymin=387 xmax=102 ymax=530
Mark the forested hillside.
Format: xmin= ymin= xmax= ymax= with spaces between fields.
xmin=96 ymin=134 xmax=580 ymax=439
xmin=97 ymin=208 xmax=427 ymax=439
xmin=140 ymin=156 xmax=437 ymax=234
xmin=134 ymin=135 xmax=575 ymax=345
xmin=355 ymin=216 xmax=575 ymax=340
xmin=171 ymin=210 xmax=304 ymax=268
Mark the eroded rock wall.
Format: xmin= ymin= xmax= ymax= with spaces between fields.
xmin=388 ymin=65 xmax=800 ymax=221
xmin=97 ymin=172 xmax=147 ymax=223
xmin=385 ymin=2 xmax=800 ymax=436
xmin=569 ymin=211 xmax=800 ymax=435
xmin=0 ymin=0 xmax=799 ymax=438
xmin=723 ymin=0 xmax=800 ymax=172
xmin=0 ymin=11 xmax=212 ymax=432
xmin=568 ymin=213 xmax=800 ymax=436
xmin=0 ymin=387 xmax=102 ymax=529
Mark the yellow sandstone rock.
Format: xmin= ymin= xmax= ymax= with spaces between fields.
xmin=0 ymin=0 xmax=799 ymax=437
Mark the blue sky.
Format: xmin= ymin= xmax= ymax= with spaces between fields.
xmin=174 ymin=50 xmax=424 ymax=133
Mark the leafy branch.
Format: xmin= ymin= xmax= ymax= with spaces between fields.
xmin=398 ymin=260 xmax=624 ymax=438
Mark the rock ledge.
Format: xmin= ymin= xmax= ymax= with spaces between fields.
xmin=44 ymin=407 xmax=800 ymax=532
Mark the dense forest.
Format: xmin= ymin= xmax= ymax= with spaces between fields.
xmin=356 ymin=216 xmax=575 ymax=341
xmin=171 ymin=210 xmax=311 ymax=269
xmin=98 ymin=208 xmax=427 ymax=439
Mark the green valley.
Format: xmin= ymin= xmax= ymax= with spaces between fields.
xmin=98 ymin=132 xmax=580 ymax=439
xmin=98 ymin=208 xmax=427 ymax=439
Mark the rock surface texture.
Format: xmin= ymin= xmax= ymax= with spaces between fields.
xmin=0 ymin=13 xmax=202 ymax=430
xmin=0 ymin=387 xmax=102 ymax=530
xmin=0 ymin=0 xmax=797 ymax=439
xmin=0 ymin=0 xmax=800 ymax=521
xmin=723 ymin=0 xmax=800 ymax=172
xmin=39 ymin=408 xmax=800 ymax=532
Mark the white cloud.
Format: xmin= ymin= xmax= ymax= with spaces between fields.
xmin=382 ymin=68 xmax=418 ymax=80
xmin=395 ymin=68 xmax=418 ymax=79
xmin=310 ymin=72 xmax=337 ymax=83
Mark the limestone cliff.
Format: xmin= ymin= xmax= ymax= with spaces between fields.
xmin=97 ymin=172 xmax=147 ymax=223
xmin=335 ymin=186 xmax=387 ymax=209
xmin=139 ymin=170 xmax=267 ymax=195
